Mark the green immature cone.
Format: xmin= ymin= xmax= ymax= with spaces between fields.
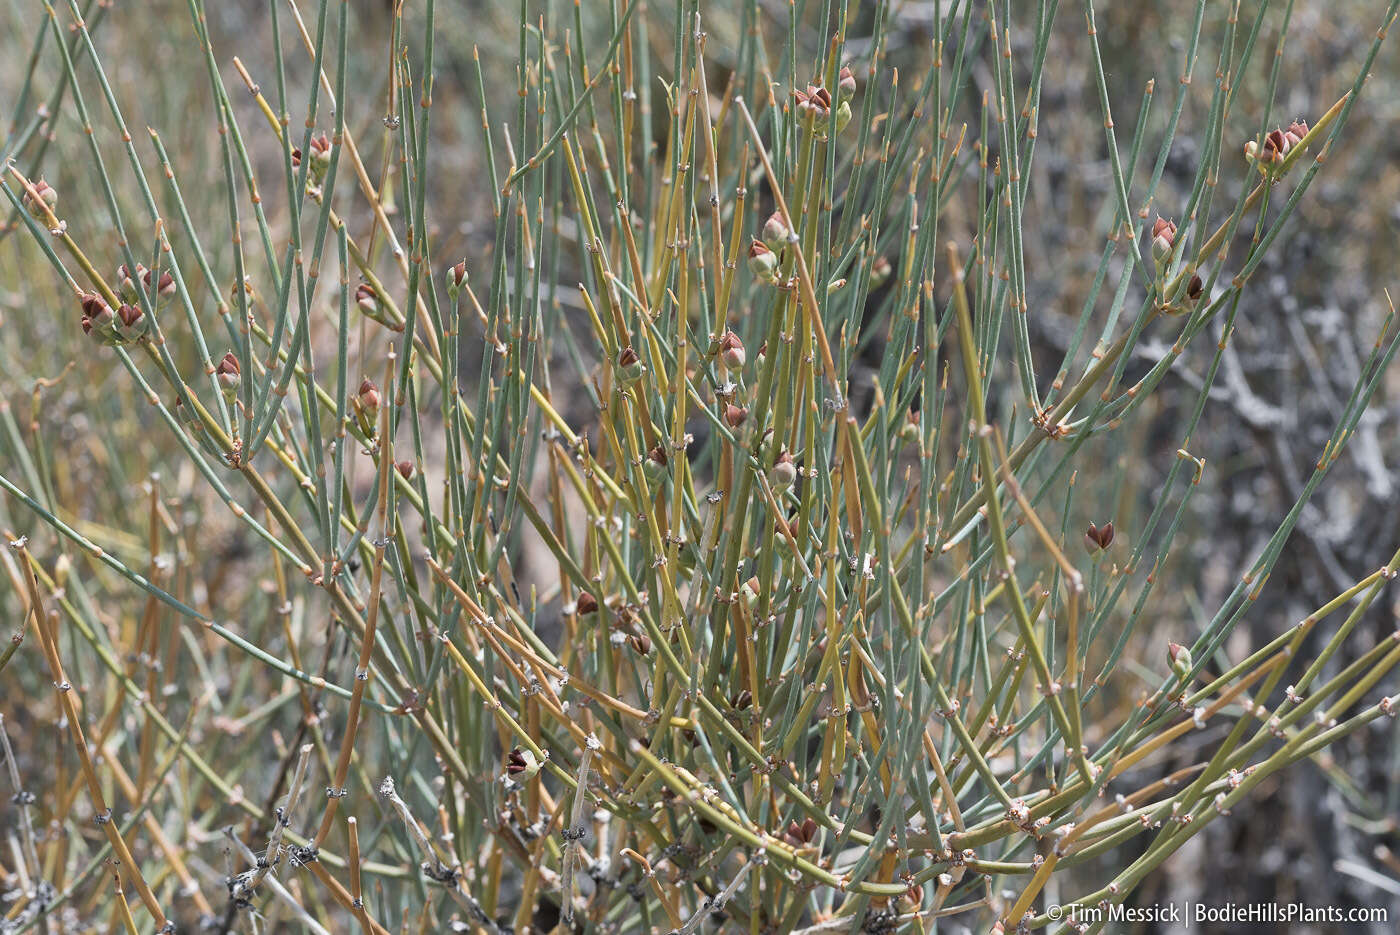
xmin=719 ymin=330 xmax=746 ymax=370
xmin=504 ymin=748 xmax=541 ymax=784
xmin=898 ymin=410 xmax=921 ymax=446
xmin=215 ymin=351 xmax=241 ymax=397
xmin=747 ymin=239 xmax=778 ymax=283
xmin=795 ymin=85 xmax=833 ymax=132
xmin=756 ymin=426 xmax=775 ymax=462
xmin=762 ymin=211 xmax=791 ymax=250
xmin=79 ymin=293 xmax=117 ymax=345
xmin=896 ymin=884 xmax=924 ymax=916
xmin=739 ymin=576 xmax=761 ymax=611
xmin=22 ymin=179 xmax=57 ymax=220
xmin=355 ymin=283 xmax=380 ymax=315
xmin=615 ymin=346 xmax=644 ymax=385
xmin=838 ymin=65 xmax=857 ymax=102
xmin=1246 ymin=120 xmax=1308 ymax=174
xmin=173 ymin=397 xmax=202 ymax=436
xmin=642 ymin=445 xmax=668 ymax=486
xmin=354 ymin=378 xmax=381 ymax=434
xmin=869 ymin=255 xmax=892 ymax=289
xmin=1245 ymin=124 xmax=1306 ymax=175
xmin=1283 ymin=119 xmax=1309 ymax=152
xmin=309 ymin=133 xmax=333 ymax=179
xmin=116 ymin=264 xmax=145 ymax=305
xmin=1168 ymin=642 xmax=1193 ymax=679
xmin=143 ymin=268 xmax=176 ymax=310
xmin=834 ymin=100 xmax=852 ymax=135
xmin=1084 ymin=520 xmax=1115 ymax=554
xmin=115 ymin=302 xmax=148 ymax=343
xmin=1151 ymin=217 xmax=1176 ymax=278
xmin=292 ymin=132 xmax=333 ymax=184
xmin=769 ymin=450 xmax=797 ymax=490
xmin=357 ymin=378 xmax=381 ymax=415
xmin=782 ymin=816 xmax=818 ymax=849
xmin=445 ymin=260 xmax=468 ymax=301
xmin=230 ymin=276 xmax=257 ymax=310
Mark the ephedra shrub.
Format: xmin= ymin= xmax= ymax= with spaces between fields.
xmin=1 ymin=1 xmax=1399 ymax=933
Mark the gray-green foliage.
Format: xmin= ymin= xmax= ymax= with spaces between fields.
xmin=1 ymin=1 xmax=1399 ymax=933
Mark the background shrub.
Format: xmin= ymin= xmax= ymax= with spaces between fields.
xmin=1 ymin=1 xmax=1399 ymax=932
